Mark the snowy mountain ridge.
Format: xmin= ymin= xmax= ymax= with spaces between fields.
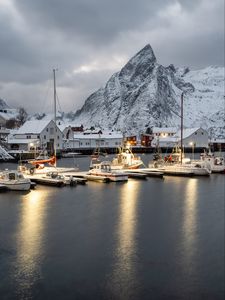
xmin=2 ymin=44 xmax=224 ymax=138
xmin=72 ymin=44 xmax=224 ymax=137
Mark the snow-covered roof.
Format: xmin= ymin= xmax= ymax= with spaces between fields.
xmin=58 ymin=123 xmax=70 ymax=132
xmin=16 ymin=120 xmax=52 ymax=134
xmin=210 ymin=138 xmax=225 ymax=143
xmin=72 ymin=132 xmax=123 ymax=140
xmin=174 ymin=128 xmax=204 ymax=139
xmin=152 ymin=127 xmax=177 ymax=134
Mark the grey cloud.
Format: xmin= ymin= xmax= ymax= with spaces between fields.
xmin=13 ymin=0 xmax=173 ymax=43
xmin=0 ymin=0 xmax=223 ymax=114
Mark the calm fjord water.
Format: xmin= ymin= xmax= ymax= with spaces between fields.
xmin=0 ymin=155 xmax=224 ymax=299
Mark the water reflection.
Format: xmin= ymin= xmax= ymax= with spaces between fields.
xmin=108 ymin=180 xmax=140 ymax=299
xmin=14 ymin=189 xmax=49 ymax=298
xmin=182 ymin=179 xmax=198 ymax=268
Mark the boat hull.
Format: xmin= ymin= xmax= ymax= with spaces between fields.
xmin=0 ymin=181 xmax=31 ymax=191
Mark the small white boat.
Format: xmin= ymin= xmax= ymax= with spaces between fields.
xmin=0 ymin=170 xmax=31 ymax=191
xmin=89 ymin=161 xmax=128 ymax=182
xmin=111 ymin=146 xmax=143 ymax=170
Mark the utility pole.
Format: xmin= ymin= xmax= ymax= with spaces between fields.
xmin=180 ymin=92 xmax=184 ymax=164
xmin=53 ymin=68 xmax=57 ymax=165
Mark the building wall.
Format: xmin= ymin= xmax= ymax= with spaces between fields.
xmin=13 ymin=120 xmax=63 ymax=150
xmin=63 ymin=137 xmax=123 ymax=149
xmin=182 ymin=129 xmax=208 ymax=148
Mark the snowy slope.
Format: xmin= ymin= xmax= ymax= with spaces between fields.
xmin=73 ymin=44 xmax=224 ymax=137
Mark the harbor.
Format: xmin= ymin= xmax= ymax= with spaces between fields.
xmin=0 ymin=153 xmax=224 ymax=299
xmin=0 ymin=1 xmax=224 ymax=297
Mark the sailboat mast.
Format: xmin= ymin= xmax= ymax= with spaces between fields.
xmin=180 ymin=92 xmax=184 ymax=164
xmin=53 ymin=68 xmax=57 ymax=160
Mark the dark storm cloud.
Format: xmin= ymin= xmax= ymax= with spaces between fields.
xmin=13 ymin=0 xmax=171 ymax=43
xmin=0 ymin=0 xmax=223 ymax=113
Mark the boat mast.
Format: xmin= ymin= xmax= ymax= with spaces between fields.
xmin=53 ymin=68 xmax=57 ymax=163
xmin=180 ymin=92 xmax=184 ymax=164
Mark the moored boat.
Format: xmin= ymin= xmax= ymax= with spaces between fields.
xmin=89 ymin=161 xmax=128 ymax=182
xmin=111 ymin=145 xmax=143 ymax=170
xmin=0 ymin=170 xmax=31 ymax=191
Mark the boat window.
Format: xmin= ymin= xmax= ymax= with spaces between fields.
xmin=9 ymin=173 xmax=16 ymax=180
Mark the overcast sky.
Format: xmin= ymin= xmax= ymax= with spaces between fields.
xmin=0 ymin=0 xmax=224 ymax=114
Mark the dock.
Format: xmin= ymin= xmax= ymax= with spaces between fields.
xmin=123 ymin=171 xmax=147 ymax=179
xmin=123 ymin=168 xmax=164 ymax=178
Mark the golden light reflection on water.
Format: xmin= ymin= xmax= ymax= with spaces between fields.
xmin=109 ymin=180 xmax=140 ymax=299
xmin=182 ymin=178 xmax=198 ymax=265
xmin=14 ymin=189 xmax=49 ymax=298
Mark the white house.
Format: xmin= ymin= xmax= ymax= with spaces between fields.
xmin=152 ymin=127 xmax=209 ymax=149
xmin=7 ymin=120 xmax=63 ymax=151
xmin=63 ymin=130 xmax=123 ymax=150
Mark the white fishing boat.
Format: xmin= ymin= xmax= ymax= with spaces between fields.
xmin=111 ymin=145 xmax=143 ymax=170
xmin=198 ymin=149 xmax=225 ymax=173
xmin=0 ymin=170 xmax=31 ymax=191
xmin=89 ymin=161 xmax=128 ymax=182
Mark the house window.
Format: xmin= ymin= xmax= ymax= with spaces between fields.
xmin=202 ymin=132 xmax=204 ymax=135
xmin=27 ymin=135 xmax=31 ymax=139
xmin=195 ymin=132 xmax=197 ymax=135
xmin=57 ymin=136 xmax=60 ymax=139
xmin=44 ymin=135 xmax=46 ymax=139
xmin=50 ymin=128 xmax=54 ymax=135
xmin=46 ymin=128 xmax=48 ymax=132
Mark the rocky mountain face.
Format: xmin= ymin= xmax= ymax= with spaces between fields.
xmin=0 ymin=98 xmax=10 ymax=110
xmin=73 ymin=44 xmax=224 ymax=137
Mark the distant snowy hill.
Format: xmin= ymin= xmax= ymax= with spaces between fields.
xmin=72 ymin=44 xmax=224 ymax=138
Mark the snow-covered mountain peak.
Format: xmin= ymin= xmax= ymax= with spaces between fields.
xmin=73 ymin=44 xmax=224 ymax=137
xmin=119 ymin=44 xmax=156 ymax=83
